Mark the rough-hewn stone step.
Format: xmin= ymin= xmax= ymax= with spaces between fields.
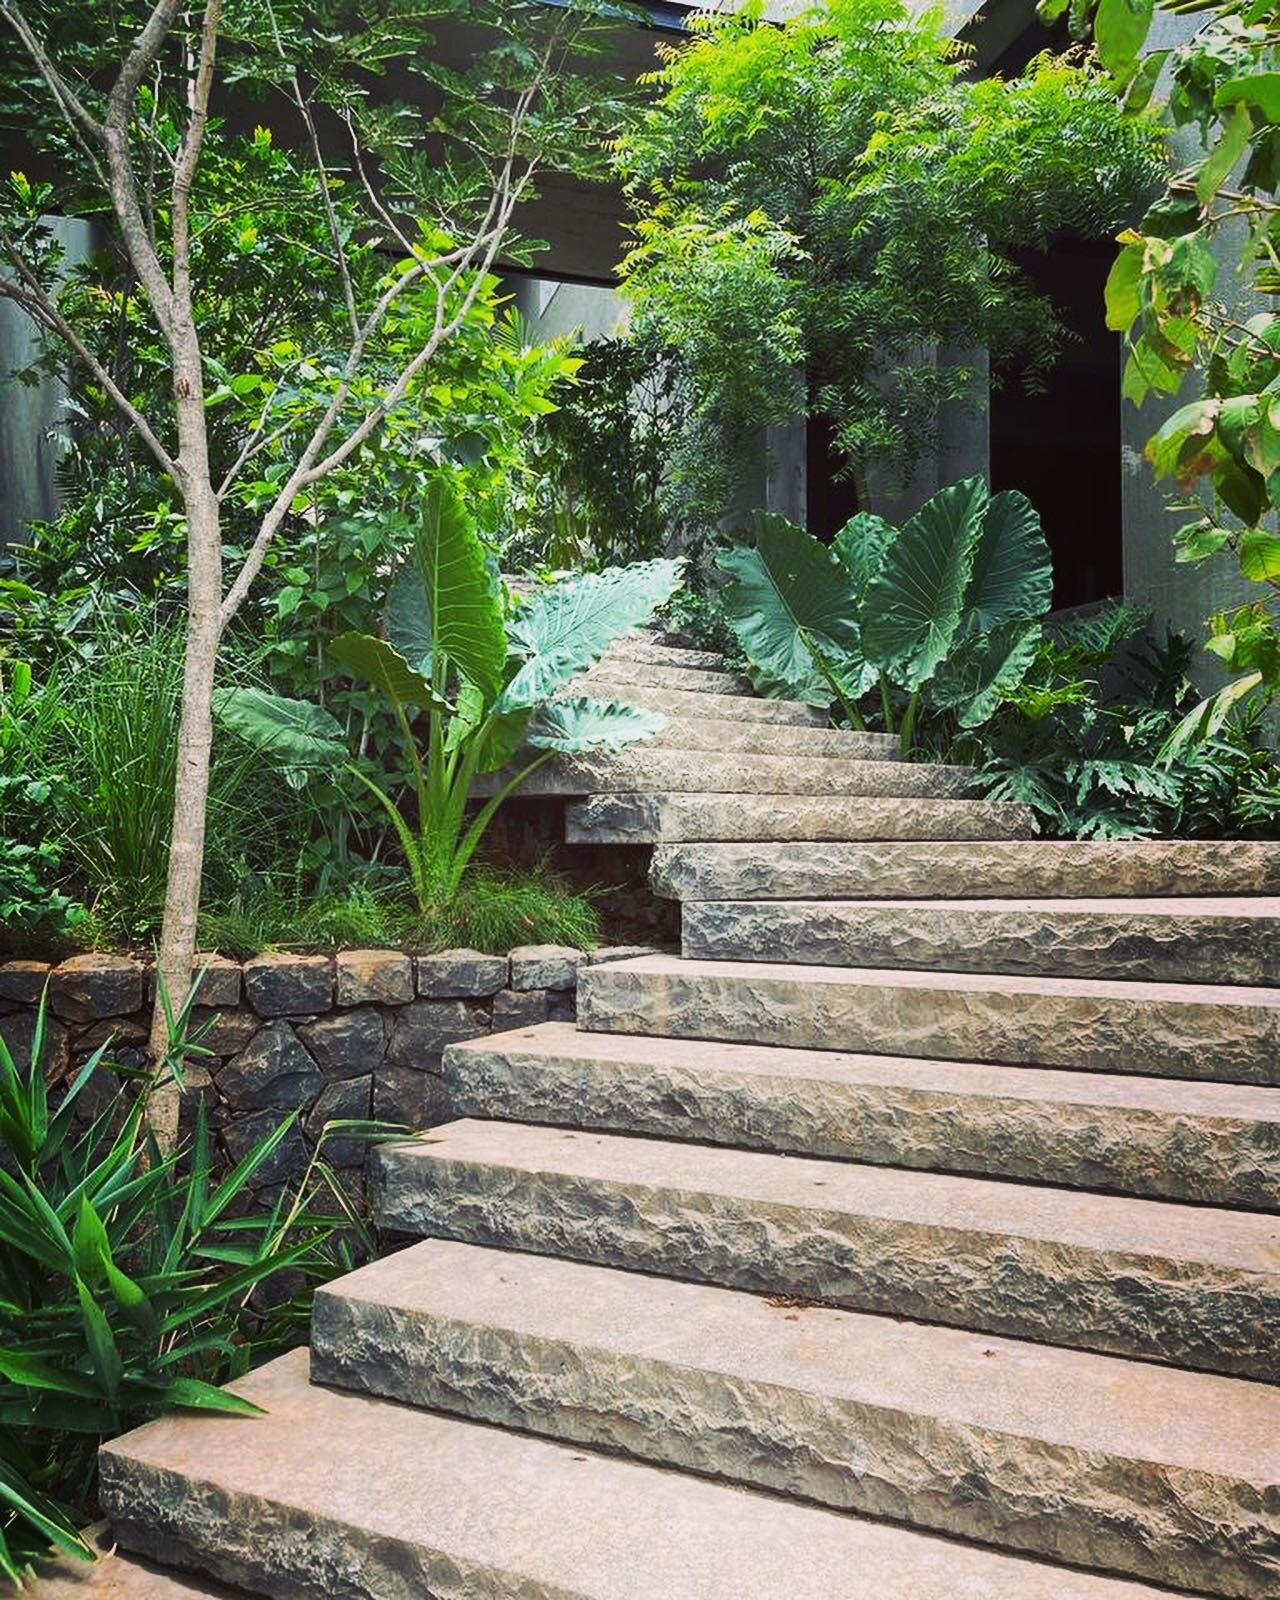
xmin=681 ymin=896 xmax=1280 ymax=986
xmin=566 ymin=792 xmax=1033 ymax=843
xmin=605 ymin=637 xmax=727 ymax=670
xmin=651 ymin=838 xmax=1280 ymax=901
xmin=558 ymin=680 xmax=827 ymax=725
xmin=444 ymin=1022 xmax=1280 ymax=1208
xmin=375 ymin=1119 xmax=1280 ymax=1376
xmin=651 ymin=718 xmax=900 ymax=757
xmin=580 ymin=659 xmax=755 ymax=696
xmin=578 ymin=954 xmax=1280 ymax=1083
xmin=313 ymin=1238 xmax=1279 ymax=1598
xmin=97 ymin=1349 xmax=1190 ymax=1600
xmin=477 ymin=751 xmax=971 ymax=799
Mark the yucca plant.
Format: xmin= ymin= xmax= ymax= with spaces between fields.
xmin=0 ymin=991 xmax=379 ymax=1589
xmin=216 ymin=473 xmax=684 ymax=916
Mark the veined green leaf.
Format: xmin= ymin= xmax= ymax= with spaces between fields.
xmin=328 ymin=633 xmax=447 ymax=715
xmin=213 ymin=687 xmax=346 ymax=769
xmin=526 ymin=697 xmax=667 ymax=754
xmin=412 ymin=474 xmax=506 ymax=701
xmin=963 ymin=490 xmax=1053 ymax=632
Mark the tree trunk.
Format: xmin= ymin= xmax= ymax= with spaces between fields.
xmin=147 ymin=345 xmax=222 ymax=1149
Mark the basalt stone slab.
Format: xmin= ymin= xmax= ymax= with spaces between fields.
xmin=566 ymin=793 xmax=1033 ymax=844
xmin=443 ymin=1022 xmax=1280 ymax=1209
xmin=604 ymin=637 xmax=727 ymax=670
xmin=0 ymin=1009 xmax=69 ymax=1076
xmin=335 ymin=949 xmax=413 ymax=1006
xmin=375 ymin=1120 xmax=1280 ymax=1378
xmin=297 ymin=1007 xmax=386 ymax=1078
xmin=557 ymin=680 xmax=827 ymax=726
xmin=49 ymin=955 xmax=143 ymax=1022
xmin=189 ymin=955 xmax=241 ymax=1009
xmin=509 ymin=944 xmax=583 ymax=991
xmin=578 ymin=660 xmax=755 ymax=696
xmin=190 ymin=1007 xmax=259 ymax=1057
xmin=475 ymin=749 xmax=973 ymax=800
xmin=652 ymin=718 xmax=900 ymax=758
xmin=415 ymin=949 xmax=508 ymax=998
xmin=220 ymin=1109 xmax=310 ymax=1184
xmin=304 ymin=1074 xmax=372 ymax=1164
xmin=242 ymin=953 xmax=332 ymax=1017
xmin=373 ymin=1062 xmax=448 ymax=1128
xmin=0 ymin=959 xmax=51 ymax=1004
xmin=651 ymin=839 xmax=1280 ymax=901
xmin=491 ymin=988 xmax=549 ymax=1028
xmin=681 ymin=897 xmax=1280 ymax=986
xmin=577 ymin=955 xmax=1280 ymax=1084
xmin=100 ymin=1348 xmax=1190 ymax=1600
xmin=387 ymin=999 xmax=489 ymax=1065
xmin=314 ymin=1239 xmax=1280 ymax=1599
xmin=216 ymin=1020 xmax=321 ymax=1112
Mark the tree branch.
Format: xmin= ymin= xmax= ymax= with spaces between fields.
xmin=171 ymin=0 xmax=220 ymax=314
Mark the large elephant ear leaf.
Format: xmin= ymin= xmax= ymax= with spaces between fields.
xmin=212 ymin=688 xmax=346 ymax=768
xmin=861 ymin=476 xmax=988 ymax=688
xmin=476 ymin=706 xmax=532 ymax=774
xmin=833 ymin=511 xmax=895 ymax=598
xmin=328 ymin=632 xmax=448 ymax=715
xmin=385 ymin=569 xmax=433 ymax=676
xmin=501 ymin=558 xmax=683 ymax=710
xmin=963 ymin=490 xmax=1053 ymax=632
xmin=412 ymin=474 xmax=507 ymax=702
xmin=930 ymin=618 xmax=1042 ymax=729
xmin=526 ymin=697 xmax=667 ymax=754
xmin=718 ymin=513 xmax=862 ymax=707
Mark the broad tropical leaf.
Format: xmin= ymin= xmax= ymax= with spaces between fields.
xmin=717 ymin=515 xmax=861 ymax=707
xmin=833 ymin=511 xmax=895 ymax=596
xmin=862 ymin=477 xmax=988 ymax=687
xmin=476 ymin=707 xmax=533 ymax=774
xmin=328 ymin=633 xmax=447 ymax=715
xmin=212 ymin=688 xmax=346 ymax=769
xmin=962 ymin=490 xmax=1052 ymax=631
xmin=501 ymin=558 xmax=683 ymax=709
xmin=411 ymin=475 xmax=507 ymax=702
xmin=385 ymin=569 xmax=434 ymax=675
xmin=931 ymin=618 xmax=1042 ymax=729
xmin=526 ymin=697 xmax=667 ymax=754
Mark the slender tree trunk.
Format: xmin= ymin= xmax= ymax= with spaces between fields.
xmin=146 ymin=335 xmax=222 ymax=1148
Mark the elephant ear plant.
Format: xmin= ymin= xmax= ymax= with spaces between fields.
xmin=718 ymin=477 xmax=1052 ymax=754
xmin=218 ymin=475 xmax=683 ymax=917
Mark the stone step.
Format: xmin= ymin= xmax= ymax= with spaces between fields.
xmin=566 ymin=792 xmax=1033 ymax=843
xmin=651 ymin=838 xmax=1280 ymax=901
xmin=27 ymin=1528 xmax=248 ymax=1597
xmin=443 ymin=1022 xmax=1280 ymax=1209
xmin=579 ymin=660 xmax=755 ymax=696
xmin=605 ymin=637 xmax=727 ymax=670
xmin=96 ymin=1350 xmax=1192 ymax=1600
xmin=313 ymin=1238 xmax=1280 ymax=1599
xmin=577 ymin=954 xmax=1280 ymax=1084
xmin=681 ymin=897 xmax=1280 ymax=986
xmin=652 ymin=718 xmax=900 ymax=758
xmin=374 ymin=1119 xmax=1280 ymax=1377
xmin=559 ymin=679 xmax=827 ymax=725
xmin=477 ymin=751 xmax=971 ymax=800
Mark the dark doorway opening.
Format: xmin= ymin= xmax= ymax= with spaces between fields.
xmin=805 ymin=412 xmax=861 ymax=543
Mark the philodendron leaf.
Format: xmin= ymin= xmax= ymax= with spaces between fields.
xmin=832 ymin=511 xmax=895 ymax=596
xmin=526 ymin=697 xmax=667 ymax=754
xmin=212 ymin=687 xmax=347 ymax=768
xmin=862 ymin=476 xmax=987 ymax=688
xmin=412 ymin=474 xmax=507 ymax=701
xmin=328 ymin=633 xmax=448 ymax=715
xmin=385 ymin=569 xmax=433 ymax=675
xmin=501 ymin=558 xmax=684 ymax=710
xmin=718 ymin=515 xmax=861 ymax=706
xmin=931 ymin=618 xmax=1043 ymax=729
xmin=963 ymin=490 xmax=1053 ymax=632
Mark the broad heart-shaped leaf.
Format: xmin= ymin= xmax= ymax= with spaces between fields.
xmin=500 ymin=558 xmax=684 ymax=711
xmin=930 ymin=619 xmax=1043 ymax=729
xmin=862 ymin=477 xmax=987 ymax=689
xmin=212 ymin=687 xmax=347 ymax=768
xmin=385 ymin=569 xmax=434 ymax=676
xmin=411 ymin=475 xmax=507 ymax=702
xmin=328 ymin=633 xmax=448 ymax=715
xmin=963 ymin=490 xmax=1053 ymax=632
xmin=833 ymin=512 xmax=895 ymax=597
xmin=526 ymin=697 xmax=667 ymax=754
xmin=476 ymin=706 xmax=533 ymax=775
xmin=717 ymin=515 xmax=861 ymax=707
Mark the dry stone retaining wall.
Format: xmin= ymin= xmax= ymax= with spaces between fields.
xmin=0 ymin=944 xmax=657 ymax=1193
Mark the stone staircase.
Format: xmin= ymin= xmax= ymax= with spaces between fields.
xmin=79 ymin=633 xmax=1280 ymax=1599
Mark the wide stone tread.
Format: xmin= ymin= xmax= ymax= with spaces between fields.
xmin=651 ymin=839 xmax=1280 ymax=901
xmin=566 ymin=793 xmax=1032 ymax=843
xmin=374 ymin=1119 xmax=1280 ymax=1377
xmin=681 ymin=896 xmax=1280 ymax=986
xmin=313 ymin=1238 xmax=1280 ymax=1599
xmin=578 ymin=954 xmax=1280 ymax=1084
xmin=476 ymin=751 xmax=971 ymax=800
xmin=559 ymin=680 xmax=827 ymax=726
xmin=97 ymin=1350 xmax=1193 ymax=1600
xmin=651 ymin=718 xmax=900 ymax=758
xmin=604 ymin=637 xmax=728 ymax=670
xmin=579 ymin=660 xmax=755 ymax=695
xmin=444 ymin=1022 xmax=1280 ymax=1209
